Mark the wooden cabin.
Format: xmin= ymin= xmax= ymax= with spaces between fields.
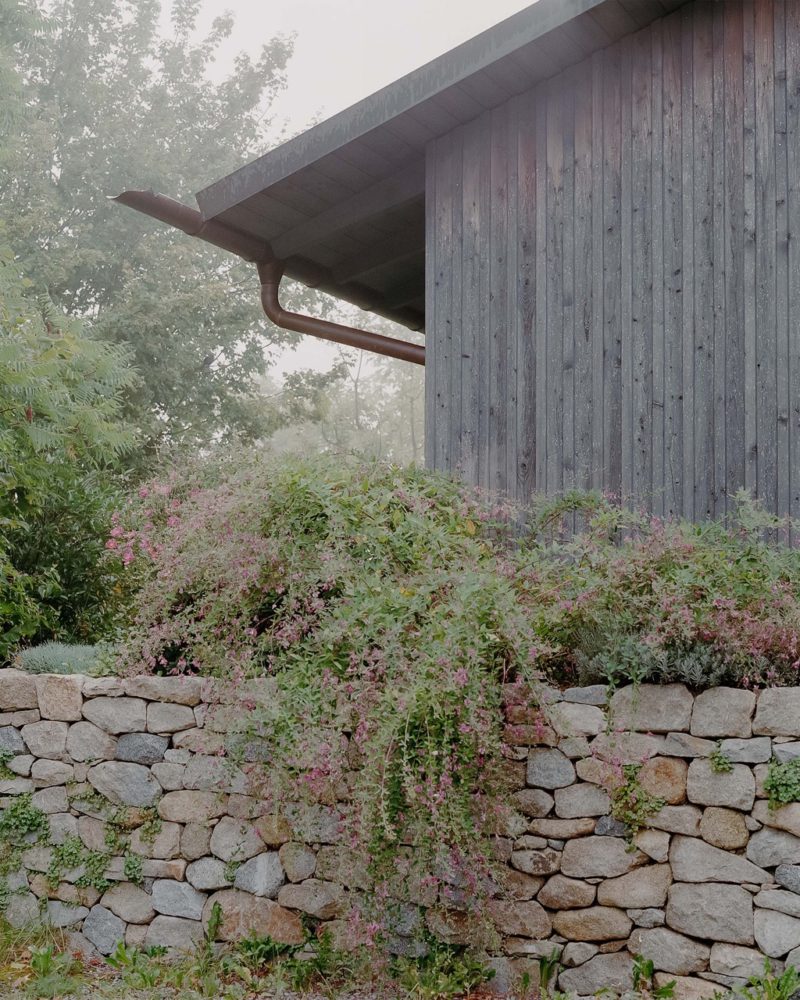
xmin=123 ymin=0 xmax=800 ymax=520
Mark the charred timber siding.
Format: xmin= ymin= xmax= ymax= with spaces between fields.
xmin=425 ymin=0 xmax=800 ymax=520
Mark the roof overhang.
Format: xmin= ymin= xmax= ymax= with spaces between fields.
xmin=134 ymin=0 xmax=689 ymax=332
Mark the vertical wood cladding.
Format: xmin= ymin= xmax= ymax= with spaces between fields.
xmin=425 ymin=0 xmax=799 ymax=519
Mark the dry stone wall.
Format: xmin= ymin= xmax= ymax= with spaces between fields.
xmin=3 ymin=673 xmax=800 ymax=997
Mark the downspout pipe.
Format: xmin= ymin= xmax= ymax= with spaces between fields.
xmin=114 ymin=190 xmax=425 ymax=366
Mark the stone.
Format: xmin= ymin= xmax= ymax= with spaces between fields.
xmin=667 ymin=883 xmax=754 ymax=945
xmin=629 ymin=927 xmax=710 ymax=975
xmin=81 ymin=905 xmax=125 ymax=954
xmin=21 ymin=720 xmax=68 ymax=759
xmin=551 ymin=906 xmax=632 ymax=941
xmin=755 ymin=889 xmax=800 ymax=919
xmin=633 ymin=830 xmax=671 ymax=863
xmin=538 ymin=874 xmax=596 ymax=909
xmin=699 ymin=807 xmax=749 ymax=850
xmin=49 ymin=813 xmax=79 ymax=844
xmin=82 ymin=677 xmax=124 ymax=698
xmin=46 ymin=900 xmax=88 ymax=928
xmin=186 ymin=857 xmax=231 ymax=891
xmin=563 ymin=685 xmax=607 ymax=705
xmin=655 ymin=973 xmax=720 ymax=999
xmin=0 ymin=777 xmax=33 ymax=794
xmin=0 ymin=670 xmax=37 ymax=710
xmin=559 ymin=736 xmax=592 ymax=759
xmin=562 ymin=941 xmax=600 ymax=967
xmin=277 ymin=879 xmax=346 ymax=919
xmin=503 ymin=871 xmax=544 ymax=901
xmin=30 ymin=758 xmax=73 ymax=787
xmin=549 ymin=702 xmax=605 ymax=737
xmin=754 ymin=909 xmax=800 ymax=958
xmin=595 ymin=816 xmax=629 ymax=837
xmin=124 ymin=675 xmax=202 ymax=705
xmin=172 ymin=728 xmax=224 ymax=754
xmin=710 ymin=943 xmax=772 ymax=980
xmin=529 ymin=818 xmax=595 ymax=839
xmin=106 ymin=858 xmax=186 ymax=881
xmin=204 ymin=890 xmax=304 ymax=944
xmin=82 ymin=697 xmax=146 ymax=734
xmin=510 ymin=848 xmax=560 ymax=876
xmin=747 ymin=831 xmax=800 ymax=869
xmin=754 ymin=689 xmax=800 ymax=737
xmin=686 ymin=759 xmax=755 ymax=810
xmin=283 ymin=803 xmax=343 ymax=844
xmin=7 ymin=754 xmax=33 ymax=776
xmin=661 ymin=733 xmax=715 ymax=758
xmin=487 ymin=899 xmax=551 ymax=938
xmin=561 ymin=836 xmax=647 ymax=878
xmin=88 ymin=761 xmax=161 ymax=807
xmin=0 ymin=710 xmax=38 ymax=727
xmin=512 ymin=788 xmax=555 ymax=817
xmin=514 ymin=834 xmax=547 ymax=850
xmin=151 ymin=762 xmax=185 ymax=790
xmin=101 ymin=882 xmax=156 ymax=923
xmin=129 ymin=821 xmax=181 ymax=860
xmin=629 ymin=908 xmax=666 ymax=928
xmin=776 ymin=865 xmax=800 ymax=894
xmin=610 ymin=684 xmax=693 ymax=733
xmin=158 ymin=790 xmax=227 ymax=824
xmin=526 ymin=748 xmax=575 ymax=789
xmin=152 ymin=879 xmax=206 ymax=920
xmin=669 ymin=835 xmax=768 ymax=884
xmin=115 ymin=733 xmax=168 ymax=765
xmin=35 ymin=675 xmax=83 ymax=722
xmin=279 ymin=843 xmax=317 ymax=883
xmin=554 ymin=783 xmax=610 ymax=819
xmin=5 ymin=892 xmax=39 ymax=928
xmin=234 ymin=852 xmax=285 ymax=898
xmin=597 ymin=864 xmax=671 ymax=908
xmin=691 ymin=688 xmax=755 ymax=738
xmin=558 ymin=952 xmax=634 ymax=995
xmin=77 ymin=816 xmax=107 ymax=853
xmin=314 ymin=846 xmax=370 ymax=891
xmin=209 ymin=817 xmax=263 ymax=863
xmin=146 ymin=702 xmax=196 ymax=734
xmin=254 ymin=813 xmax=293 ymax=847
xmin=182 ymin=754 xmax=248 ymax=794
xmin=640 ymin=756 xmax=688 ymax=804
xmin=719 ymin=737 xmax=772 ymax=764
xmin=66 ymin=722 xmax=116 ymax=762
xmin=145 ymin=915 xmax=205 ymax=952
xmin=181 ymin=823 xmax=212 ymax=861
xmin=754 ymin=800 xmax=800 ymax=839
xmin=589 ymin=732 xmax=666 ymax=765
xmin=125 ymin=925 xmax=148 ymax=948
xmin=64 ymin=930 xmax=101 ymax=961
xmin=32 ymin=787 xmax=69 ymax=817
xmin=774 ymin=742 xmax=800 ymax=763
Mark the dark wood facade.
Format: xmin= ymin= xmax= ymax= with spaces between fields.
xmin=425 ymin=0 xmax=800 ymax=519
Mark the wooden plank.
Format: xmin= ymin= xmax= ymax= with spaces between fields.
xmin=489 ymin=103 xmax=510 ymax=494
xmin=692 ymin=1 xmax=714 ymax=519
xmin=561 ymin=70 xmax=577 ymax=498
xmin=434 ymin=134 xmax=454 ymax=472
xmin=459 ymin=117 xmax=483 ymax=486
xmin=331 ymin=224 xmax=424 ymax=283
xmin=535 ymin=83 xmax=549 ymax=494
xmin=272 ymin=161 xmax=425 ymax=258
xmin=546 ymin=76 xmax=565 ymax=495
xmin=477 ymin=110 xmax=492 ymax=490
xmin=516 ymin=87 xmax=538 ymax=501
xmin=603 ymin=44 xmax=623 ymax=500
xmin=662 ymin=9 xmax=683 ymax=517
xmin=448 ymin=128 xmax=465 ymax=481
xmin=711 ymin=1 xmax=727 ymax=517
xmin=774 ymin=0 xmax=791 ymax=521
xmin=620 ymin=36 xmax=634 ymax=504
xmin=631 ymin=25 xmax=654 ymax=508
xmin=505 ymin=97 xmax=520 ymax=497
xmin=424 ymin=141 xmax=437 ymax=469
xmin=723 ymin=1 xmax=746 ymax=512
xmin=755 ymin=0 xmax=778 ymax=514
xmin=574 ymin=65 xmax=595 ymax=493
xmin=743 ymin=0 xmax=758 ymax=496
xmin=650 ymin=18 xmax=665 ymax=516
xmin=680 ymin=2 xmax=695 ymax=520
xmin=591 ymin=50 xmax=606 ymax=491
xmin=787 ymin=0 xmax=800 ymax=525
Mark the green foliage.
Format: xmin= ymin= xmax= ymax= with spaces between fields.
xmin=610 ymin=764 xmax=666 ymax=839
xmin=25 ymin=945 xmax=82 ymax=998
xmin=122 ymin=853 xmax=143 ymax=886
xmin=764 ymin=758 xmax=800 ymax=811
xmin=709 ymin=743 xmax=734 ymax=774
xmin=538 ymin=947 xmax=562 ymax=993
xmin=0 ymin=795 xmax=49 ymax=848
xmin=734 ymin=958 xmax=800 ymax=1000
xmin=47 ymin=836 xmax=110 ymax=894
xmin=391 ymin=939 xmax=495 ymax=1000
xmin=234 ymin=933 xmax=298 ymax=971
xmin=14 ymin=643 xmax=105 ymax=676
xmin=631 ymin=953 xmax=675 ymax=998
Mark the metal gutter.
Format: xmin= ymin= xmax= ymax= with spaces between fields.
xmin=114 ymin=190 xmax=425 ymax=365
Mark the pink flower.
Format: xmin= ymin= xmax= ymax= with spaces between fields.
xmin=454 ymin=667 xmax=469 ymax=688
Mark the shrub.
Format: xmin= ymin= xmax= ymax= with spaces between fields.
xmin=14 ymin=642 xmax=109 ymax=675
xmin=116 ymin=453 xmax=800 ymax=879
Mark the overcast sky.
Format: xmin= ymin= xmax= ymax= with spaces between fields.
xmin=195 ymin=0 xmax=533 ymax=375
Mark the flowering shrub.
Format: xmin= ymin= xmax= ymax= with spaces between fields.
xmin=115 ymin=454 xmax=800 ymax=876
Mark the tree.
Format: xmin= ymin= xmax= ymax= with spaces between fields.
xmin=1 ymin=0 xmax=322 ymax=467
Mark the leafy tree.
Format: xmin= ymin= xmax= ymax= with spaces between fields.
xmin=0 ymin=0 xmax=322 ymax=467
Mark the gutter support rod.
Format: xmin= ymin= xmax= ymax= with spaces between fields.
xmin=257 ymin=261 xmax=425 ymax=366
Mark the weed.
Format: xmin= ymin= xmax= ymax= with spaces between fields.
xmin=122 ymin=853 xmax=143 ymax=885
xmin=610 ymin=764 xmax=666 ymax=838
xmin=709 ymin=743 xmax=733 ymax=774
xmin=538 ymin=946 xmax=561 ymax=993
xmin=25 ymin=945 xmax=82 ymax=998
xmin=735 ymin=957 xmax=800 ymax=1000
xmin=764 ymin=758 xmax=800 ymax=810
xmin=631 ymin=953 xmax=675 ymax=997
xmin=391 ymin=937 xmax=495 ymax=1000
